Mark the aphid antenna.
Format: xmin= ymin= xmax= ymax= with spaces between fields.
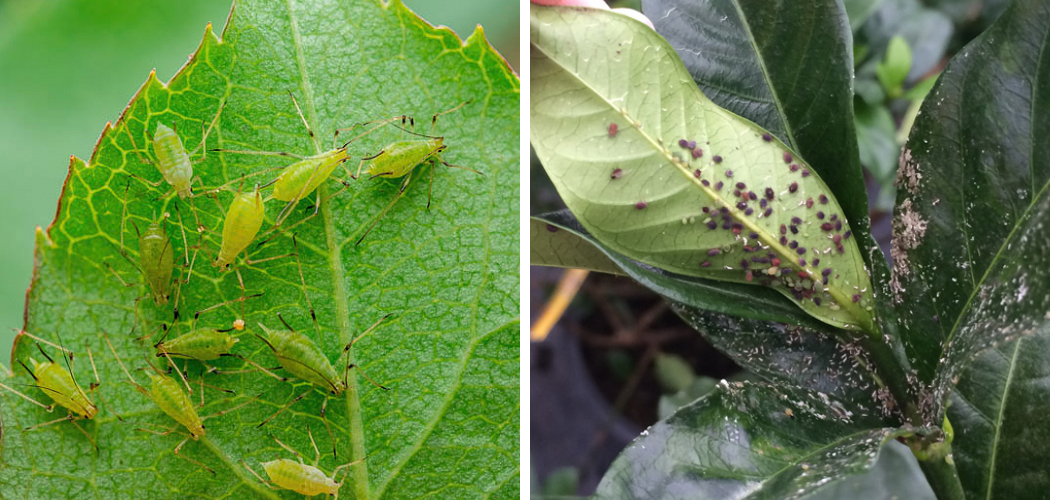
xmin=333 ymin=115 xmax=409 ymax=148
xmin=200 ymin=392 xmax=261 ymax=421
xmin=14 ymin=330 xmax=72 ymax=355
xmin=255 ymin=388 xmax=312 ymax=428
xmin=121 ymin=120 xmax=155 ymax=167
xmin=240 ymin=460 xmax=276 ymax=490
xmin=291 ymin=235 xmax=321 ymax=336
xmin=157 ymin=348 xmax=194 ymax=395
xmin=387 ymin=121 xmax=442 ymax=140
xmin=191 ymin=293 xmax=264 ymax=329
xmin=187 ymin=100 xmax=227 ymax=163
xmin=216 ymin=353 xmax=288 ymax=382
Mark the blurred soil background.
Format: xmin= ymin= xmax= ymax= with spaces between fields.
xmin=0 ymin=0 xmax=518 ymax=354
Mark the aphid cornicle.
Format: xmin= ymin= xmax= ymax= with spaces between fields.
xmin=0 ymin=332 xmax=103 ymax=448
xmin=345 ymin=101 xmax=481 ymax=244
xmin=214 ymin=185 xmax=266 ymax=269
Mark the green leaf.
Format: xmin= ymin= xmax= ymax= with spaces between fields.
xmin=531 ymin=5 xmax=876 ymax=334
xmin=858 ymin=0 xmax=952 ymax=82
xmin=529 ymin=218 xmax=624 ymax=275
xmin=0 ymin=0 xmax=519 ymax=498
xmin=641 ymin=0 xmax=873 ymax=256
xmin=876 ymin=35 xmax=912 ymax=96
xmin=854 ymin=102 xmax=900 ymax=183
xmin=949 ymin=330 xmax=1050 ymax=499
xmin=532 ymin=211 xmax=827 ymax=330
xmin=594 ymin=381 xmax=906 ymax=500
xmin=890 ymin=0 xmax=1050 ymax=423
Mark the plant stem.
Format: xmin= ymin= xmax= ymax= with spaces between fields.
xmin=919 ymin=457 xmax=966 ymax=500
xmin=858 ymin=333 xmax=923 ymax=425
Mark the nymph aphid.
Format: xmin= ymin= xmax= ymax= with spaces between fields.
xmin=243 ymin=427 xmax=364 ymax=499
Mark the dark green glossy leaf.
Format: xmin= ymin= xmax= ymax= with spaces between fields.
xmin=531 ymin=5 xmax=876 ymax=333
xmin=890 ymin=0 xmax=1050 ymax=423
xmin=593 ymin=381 xmax=905 ymax=500
xmin=530 ymin=218 xmax=623 ymax=275
xmin=641 ymin=0 xmax=872 ymax=257
xmin=949 ymin=330 xmax=1050 ymax=499
xmin=532 ymin=211 xmax=825 ymax=330
xmin=0 ymin=0 xmax=519 ymax=498
xmin=804 ymin=441 xmax=935 ymax=500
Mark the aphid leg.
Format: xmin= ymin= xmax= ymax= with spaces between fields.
xmin=217 ymin=353 xmax=287 ymax=381
xmin=287 ymin=91 xmax=316 ymax=141
xmin=319 ymin=397 xmax=336 ymax=459
xmin=241 ymin=460 xmax=278 ymax=489
xmin=355 ymin=171 xmax=414 ymax=246
xmin=256 ymin=388 xmax=312 ymax=428
xmin=23 ymin=413 xmax=98 ymax=449
xmin=121 ymin=120 xmax=155 ymax=166
xmin=159 ymin=346 xmax=194 ymax=395
xmin=339 ymin=314 xmax=392 ymax=391
xmin=188 ymin=101 xmax=227 ymax=162
xmin=291 ymin=235 xmax=320 ymax=336
xmin=201 ymin=393 xmax=259 ymax=420
xmin=335 ymin=115 xmax=409 ymax=151
xmin=0 ymin=381 xmax=53 ymax=412
xmin=102 ymin=331 xmax=149 ymax=398
xmin=270 ymin=429 xmax=307 ymax=462
xmin=172 ymin=435 xmax=216 ymax=474
xmin=427 ymin=101 xmax=471 ymax=135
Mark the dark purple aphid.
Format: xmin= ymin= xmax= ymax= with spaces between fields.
xmin=702 ymin=206 xmax=711 ymax=214
xmin=833 ymin=234 xmax=842 ymax=244
xmin=765 ymin=187 xmax=775 ymax=200
xmin=725 ymin=169 xmax=733 ymax=177
xmin=745 ymin=208 xmax=754 ymax=215
xmin=844 ymin=230 xmax=852 ymax=239
xmin=701 ymin=179 xmax=710 ymax=187
xmin=822 ymin=268 xmax=832 ymax=277
xmin=799 ymin=258 xmax=806 ymax=266
xmin=691 ymin=148 xmax=703 ymax=159
xmin=789 ymin=241 xmax=798 ymax=249
xmin=731 ymin=222 xmax=743 ymax=234
xmin=762 ymin=133 xmax=773 ymax=142
xmin=806 ymin=198 xmax=814 ymax=208
xmin=933 ymin=314 xmax=939 ymax=323
xmin=780 ymin=236 xmax=788 ymax=245
xmin=741 ymin=259 xmax=750 ymax=269
xmin=706 ymin=221 xmax=717 ymax=230
xmin=736 ymin=182 xmax=745 ymax=189
xmin=733 ymin=189 xmax=741 ymax=197
xmin=715 ymin=181 xmax=724 ymax=190
xmin=816 ymin=211 xmax=824 ymax=219
xmin=678 ymin=139 xmax=689 ymax=148
xmin=693 ymin=169 xmax=702 ymax=178
xmin=713 ymin=155 xmax=723 ymax=163
xmin=812 ymin=258 xmax=820 ymax=266
xmin=801 ymin=169 xmax=810 ymax=177
xmin=752 ymin=256 xmax=769 ymax=264
xmin=707 ymin=248 xmax=720 ymax=256
xmin=780 ymin=225 xmax=787 ymax=235
xmin=852 ymin=294 xmax=861 ymax=303
xmin=736 ymin=202 xmax=748 ymax=210
xmin=720 ymin=207 xmax=729 ymax=215
xmin=835 ymin=220 xmax=842 ymax=231
xmin=701 ymin=261 xmax=711 ymax=268
xmin=611 ymin=168 xmax=623 ymax=179
xmin=722 ymin=221 xmax=731 ymax=230
xmin=814 ymin=297 xmax=822 ymax=306
xmin=687 ymin=140 xmax=697 ymax=150
xmin=830 ymin=214 xmax=838 ymax=221
xmin=759 ymin=198 xmax=768 ymax=209
xmin=788 ymin=182 xmax=798 ymax=193
xmin=783 ymin=152 xmax=793 ymax=163
xmin=748 ymin=191 xmax=757 ymax=201
xmin=609 ymin=123 xmax=618 ymax=137
xmin=791 ymin=217 xmax=802 ymax=225
xmin=796 ymin=247 xmax=806 ymax=255
xmin=819 ymin=194 xmax=828 ymax=204
xmin=790 ymin=226 xmax=798 ymax=234
xmin=763 ymin=208 xmax=772 ymax=217
xmin=790 ymin=164 xmax=799 ymax=172
xmin=820 ymin=222 xmax=833 ymax=231
xmin=748 ymin=232 xmax=759 ymax=240
xmin=546 ymin=224 xmax=558 ymax=233
xmin=635 ymin=201 xmax=648 ymax=210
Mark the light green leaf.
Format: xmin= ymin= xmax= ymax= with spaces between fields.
xmin=531 ymin=5 xmax=876 ymax=334
xmin=0 ymin=1 xmax=519 ymax=498
xmin=876 ymin=35 xmax=912 ymax=96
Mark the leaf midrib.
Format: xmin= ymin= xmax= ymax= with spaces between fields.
xmin=532 ymin=16 xmax=874 ymax=333
xmin=284 ymin=1 xmax=370 ymax=499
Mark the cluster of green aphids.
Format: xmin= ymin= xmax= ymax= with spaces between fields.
xmin=2 ymin=91 xmax=477 ymax=495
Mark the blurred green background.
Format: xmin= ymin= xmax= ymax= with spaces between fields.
xmin=0 ymin=0 xmax=519 ymax=354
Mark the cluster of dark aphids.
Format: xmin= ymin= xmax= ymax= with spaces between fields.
xmin=2 ymin=94 xmax=477 ymax=496
xmin=606 ymin=122 xmax=864 ymax=313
